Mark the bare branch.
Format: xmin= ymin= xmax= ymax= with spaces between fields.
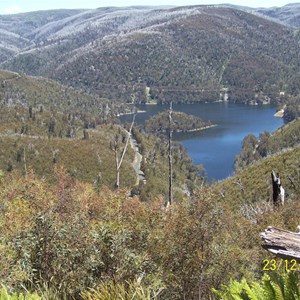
xmin=113 ymin=114 xmax=136 ymax=190
xmin=118 ymin=114 xmax=136 ymax=170
xmin=168 ymin=102 xmax=173 ymax=206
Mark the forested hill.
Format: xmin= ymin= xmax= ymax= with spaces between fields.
xmin=1 ymin=6 xmax=300 ymax=104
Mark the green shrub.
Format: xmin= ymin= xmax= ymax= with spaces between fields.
xmin=81 ymin=277 xmax=164 ymax=300
xmin=0 ymin=286 xmax=41 ymax=300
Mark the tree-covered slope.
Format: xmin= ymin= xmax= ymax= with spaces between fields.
xmin=0 ymin=9 xmax=84 ymax=63
xmin=1 ymin=6 xmax=300 ymax=104
xmin=0 ymin=106 xmax=201 ymax=199
xmin=235 ymin=117 xmax=300 ymax=171
xmin=0 ymin=69 xmax=132 ymax=118
xmin=215 ymin=145 xmax=300 ymax=210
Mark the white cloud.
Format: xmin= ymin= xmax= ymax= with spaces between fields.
xmin=3 ymin=5 xmax=23 ymax=14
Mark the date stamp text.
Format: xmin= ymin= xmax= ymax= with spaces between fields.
xmin=263 ymin=259 xmax=300 ymax=272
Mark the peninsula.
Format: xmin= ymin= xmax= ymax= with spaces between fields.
xmin=145 ymin=110 xmax=216 ymax=134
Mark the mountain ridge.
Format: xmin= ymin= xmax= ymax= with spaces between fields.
xmin=1 ymin=5 xmax=300 ymax=105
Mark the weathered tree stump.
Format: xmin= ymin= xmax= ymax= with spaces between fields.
xmin=271 ymin=170 xmax=285 ymax=206
xmin=260 ymin=226 xmax=300 ymax=261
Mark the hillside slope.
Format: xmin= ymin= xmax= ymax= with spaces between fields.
xmin=0 ymin=69 xmax=131 ymax=118
xmin=0 ymin=68 xmax=202 ymax=199
xmin=1 ymin=6 xmax=300 ymax=104
xmin=215 ymin=145 xmax=300 ymax=210
xmin=215 ymin=118 xmax=300 ymax=211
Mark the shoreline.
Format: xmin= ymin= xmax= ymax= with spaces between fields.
xmin=150 ymin=124 xmax=217 ymax=134
xmin=174 ymin=124 xmax=217 ymax=133
xmin=117 ymin=110 xmax=146 ymax=116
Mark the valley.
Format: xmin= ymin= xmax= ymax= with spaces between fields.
xmin=0 ymin=3 xmax=300 ymax=300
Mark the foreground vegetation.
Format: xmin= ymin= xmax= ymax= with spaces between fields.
xmin=1 ymin=161 xmax=300 ymax=299
xmin=0 ymin=168 xmax=300 ymax=299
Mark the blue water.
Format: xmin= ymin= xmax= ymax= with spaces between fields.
xmin=121 ymin=102 xmax=283 ymax=181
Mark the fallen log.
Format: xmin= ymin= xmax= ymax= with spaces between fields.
xmin=260 ymin=226 xmax=300 ymax=261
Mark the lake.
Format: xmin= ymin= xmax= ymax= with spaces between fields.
xmin=121 ymin=102 xmax=283 ymax=181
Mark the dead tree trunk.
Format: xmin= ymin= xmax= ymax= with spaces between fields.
xmin=113 ymin=136 xmax=120 ymax=189
xmin=23 ymin=147 xmax=27 ymax=177
xmin=168 ymin=102 xmax=173 ymax=206
xmin=271 ymin=170 xmax=285 ymax=206
xmin=260 ymin=226 xmax=300 ymax=261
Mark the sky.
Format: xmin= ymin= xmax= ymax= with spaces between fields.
xmin=0 ymin=0 xmax=299 ymax=14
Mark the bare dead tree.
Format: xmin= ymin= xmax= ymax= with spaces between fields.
xmin=23 ymin=147 xmax=27 ymax=177
xmin=234 ymin=178 xmax=244 ymax=193
xmin=168 ymin=101 xmax=173 ymax=206
xmin=112 ymin=114 xmax=136 ymax=190
xmin=219 ymin=189 xmax=225 ymax=198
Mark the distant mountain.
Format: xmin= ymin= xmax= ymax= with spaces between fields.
xmin=252 ymin=3 xmax=300 ymax=28
xmin=0 ymin=10 xmax=84 ymax=63
xmin=1 ymin=6 xmax=300 ymax=104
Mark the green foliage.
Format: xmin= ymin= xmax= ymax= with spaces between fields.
xmin=0 ymin=105 xmax=200 ymax=198
xmin=0 ymin=150 xmax=300 ymax=299
xmin=0 ymin=125 xmax=136 ymax=188
xmin=0 ymin=169 xmax=247 ymax=300
xmin=284 ymin=97 xmax=300 ymax=123
xmin=213 ymin=272 xmax=300 ymax=300
xmin=0 ymin=171 xmax=156 ymax=297
xmin=216 ymin=146 xmax=300 ymax=210
xmin=0 ymin=286 xmax=41 ymax=300
xmin=131 ymin=126 xmax=204 ymax=201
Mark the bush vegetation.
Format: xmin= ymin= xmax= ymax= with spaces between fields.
xmin=1 ymin=156 xmax=300 ymax=299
